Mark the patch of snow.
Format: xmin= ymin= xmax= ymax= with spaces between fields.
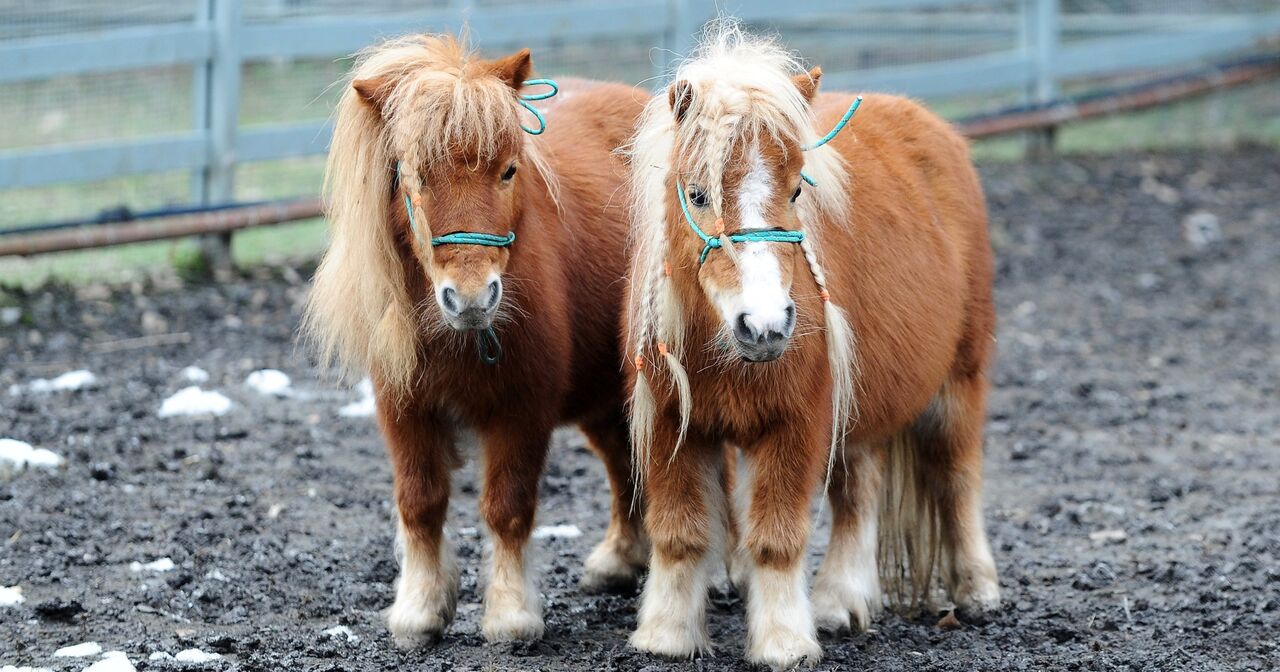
xmin=173 ymin=649 xmax=221 ymax=664
xmin=129 ymin=557 xmax=175 ymax=573
xmin=180 ymin=366 xmax=209 ymax=384
xmin=1 ymin=306 xmax=20 ymax=326
xmin=2 ymin=666 xmax=53 ymax=672
xmin=338 ymin=378 xmax=375 ymax=418
xmin=0 ymin=439 xmax=64 ymax=477
xmin=244 ymin=369 xmax=291 ymax=397
xmin=53 ymin=642 xmax=102 ymax=658
xmin=9 ymin=370 xmax=97 ymax=396
xmin=158 ymin=387 xmax=232 ymax=418
xmin=83 ymin=651 xmax=134 ymax=672
xmin=1183 ymin=210 xmax=1222 ymax=249
xmin=532 ymin=524 xmax=582 ymax=540
xmin=0 ymin=585 xmax=24 ymax=607
xmin=147 ymin=653 xmax=172 ymax=662
xmin=322 ymin=625 xmax=359 ymax=643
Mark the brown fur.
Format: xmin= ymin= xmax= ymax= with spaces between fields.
xmin=304 ymin=34 xmax=652 ymax=642
xmin=625 ymin=32 xmax=999 ymax=662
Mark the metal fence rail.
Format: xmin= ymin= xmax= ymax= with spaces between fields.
xmin=1 ymin=0 xmax=1279 ymax=242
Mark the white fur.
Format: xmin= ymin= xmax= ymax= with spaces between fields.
xmin=746 ymin=564 xmax=821 ymax=669
xmin=387 ymin=518 xmax=459 ymax=647
xmin=482 ymin=537 xmax=544 ymax=642
xmin=631 ymin=464 xmax=725 ymax=658
xmin=947 ymin=500 xmax=1001 ymax=614
xmin=813 ymin=500 xmax=882 ymax=632
xmin=581 ymin=524 xmax=648 ymax=591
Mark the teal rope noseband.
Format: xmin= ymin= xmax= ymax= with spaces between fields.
xmin=677 ymin=182 xmax=806 ymax=265
xmin=396 ymin=163 xmax=517 ymax=249
xmin=517 ymin=79 xmax=558 ymax=135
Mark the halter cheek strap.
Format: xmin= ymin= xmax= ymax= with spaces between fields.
xmin=671 ymin=95 xmax=863 ymax=263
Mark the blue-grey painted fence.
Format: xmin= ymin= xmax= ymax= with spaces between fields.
xmin=1 ymin=0 xmax=1279 ymax=199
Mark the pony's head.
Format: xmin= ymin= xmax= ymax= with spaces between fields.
xmin=625 ymin=21 xmax=856 ymax=467
xmin=304 ymin=34 xmax=548 ymax=395
xmin=353 ymin=38 xmax=532 ymax=331
xmin=629 ymin=22 xmax=847 ymax=365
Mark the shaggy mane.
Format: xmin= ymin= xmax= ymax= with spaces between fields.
xmin=301 ymin=33 xmax=551 ymax=398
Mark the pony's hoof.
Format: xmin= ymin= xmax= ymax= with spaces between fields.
xmin=386 ymin=601 xmax=449 ymax=649
xmin=748 ymin=626 xmax=822 ymax=670
xmin=580 ymin=542 xmax=644 ymax=594
xmin=953 ymin=580 xmax=1001 ymax=622
xmin=812 ymin=578 xmax=881 ymax=633
xmin=482 ymin=606 xmax=545 ymax=643
xmin=630 ymin=618 xmax=710 ymax=660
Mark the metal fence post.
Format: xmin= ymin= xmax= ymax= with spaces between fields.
xmin=1021 ymin=0 xmax=1059 ymax=159
xmin=197 ymin=0 xmax=243 ymax=273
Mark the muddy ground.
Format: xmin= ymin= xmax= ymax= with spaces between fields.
xmin=1 ymin=147 xmax=1277 ymax=671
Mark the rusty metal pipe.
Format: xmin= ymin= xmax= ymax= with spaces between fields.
xmin=0 ymin=197 xmax=321 ymax=257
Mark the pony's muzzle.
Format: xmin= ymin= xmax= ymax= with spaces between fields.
xmin=438 ymin=279 xmax=502 ymax=331
xmin=732 ymin=302 xmax=795 ymax=362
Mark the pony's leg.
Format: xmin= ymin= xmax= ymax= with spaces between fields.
xmin=813 ymin=444 xmax=884 ymax=632
xmin=379 ymin=404 xmax=459 ymax=648
xmin=476 ymin=421 xmax=551 ymax=642
xmin=578 ymin=413 xmax=649 ymax=593
xmin=740 ymin=425 xmax=826 ymax=668
xmin=921 ymin=378 xmax=1000 ymax=616
xmin=723 ymin=444 xmax=752 ymax=595
xmin=630 ymin=426 xmax=724 ymax=658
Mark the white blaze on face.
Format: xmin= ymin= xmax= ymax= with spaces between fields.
xmin=709 ymin=146 xmax=792 ymax=336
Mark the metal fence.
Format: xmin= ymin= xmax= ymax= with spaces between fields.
xmin=1 ymin=0 xmax=1279 ymax=234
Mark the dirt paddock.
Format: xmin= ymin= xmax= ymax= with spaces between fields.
xmin=1 ymin=147 xmax=1277 ymax=671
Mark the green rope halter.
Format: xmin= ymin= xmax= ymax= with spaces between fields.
xmin=388 ymin=78 xmax=557 ymax=365
xmin=798 ymin=95 xmax=863 ymax=188
xmin=676 ymin=182 xmax=806 ymax=264
xmin=671 ymin=95 xmax=864 ymax=263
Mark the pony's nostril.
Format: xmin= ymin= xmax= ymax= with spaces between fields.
xmin=734 ymin=313 xmax=758 ymax=343
xmin=783 ymin=303 xmax=796 ymax=335
xmin=485 ymin=280 xmax=501 ymax=310
xmin=440 ymin=287 xmax=460 ymax=315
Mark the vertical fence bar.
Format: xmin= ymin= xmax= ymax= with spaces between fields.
xmin=190 ymin=0 xmax=212 ymax=207
xmin=1021 ymin=0 xmax=1059 ymax=158
xmin=198 ymin=0 xmax=243 ymax=272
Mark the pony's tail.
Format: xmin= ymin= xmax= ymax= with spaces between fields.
xmin=877 ymin=431 xmax=941 ymax=613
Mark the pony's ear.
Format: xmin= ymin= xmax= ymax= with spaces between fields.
xmin=352 ymin=76 xmax=395 ymax=114
xmin=484 ymin=48 xmax=533 ymax=91
xmin=792 ymin=66 xmax=822 ymax=103
xmin=668 ymin=79 xmax=694 ymax=123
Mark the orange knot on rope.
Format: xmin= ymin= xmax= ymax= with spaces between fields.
xmin=657 ymin=342 xmax=669 ymax=357
xmin=711 ymin=218 xmax=725 ymax=237
xmin=820 ymin=289 xmax=831 ymax=302
xmin=634 ymin=355 xmax=645 ymax=371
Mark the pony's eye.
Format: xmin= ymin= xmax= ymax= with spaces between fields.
xmin=689 ymin=187 xmax=709 ymax=208
xmin=501 ymin=164 xmax=517 ymax=181
xmin=791 ymin=186 xmax=802 ymax=203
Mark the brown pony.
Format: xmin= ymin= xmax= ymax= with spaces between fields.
xmin=623 ymin=23 xmax=1000 ymax=668
xmin=302 ymin=34 xmax=650 ymax=645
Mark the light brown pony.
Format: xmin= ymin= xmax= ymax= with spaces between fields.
xmin=302 ymin=34 xmax=650 ymax=645
xmin=624 ymin=23 xmax=1000 ymax=668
